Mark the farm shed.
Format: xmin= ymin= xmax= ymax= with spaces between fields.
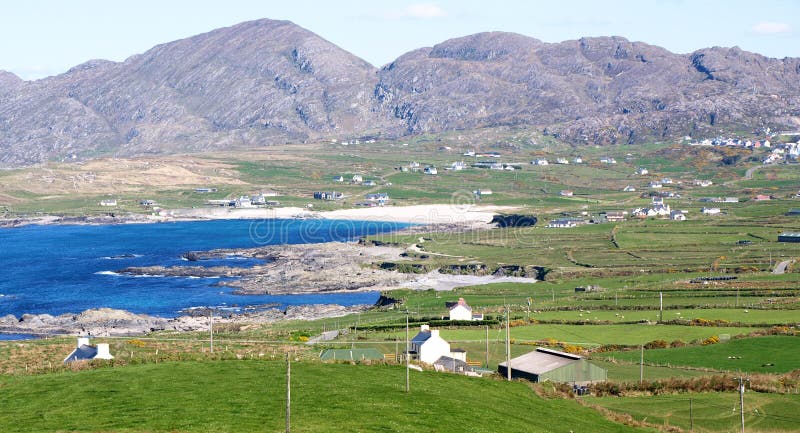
xmin=497 ymin=348 xmax=606 ymax=385
xmin=63 ymin=337 xmax=114 ymax=363
xmin=778 ymin=232 xmax=800 ymax=243
xmin=319 ymin=348 xmax=383 ymax=361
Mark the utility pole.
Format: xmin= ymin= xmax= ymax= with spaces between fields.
xmin=738 ymin=377 xmax=749 ymax=433
xmin=286 ymin=352 xmax=291 ymax=433
xmin=209 ymin=310 xmax=214 ymax=354
xmin=506 ymin=306 xmax=511 ymax=381
xmin=405 ymin=312 xmax=410 ymax=393
xmin=485 ymin=325 xmax=490 ymax=368
xmin=639 ymin=345 xmax=644 ymax=385
xmin=659 ymin=292 xmax=663 ymax=323
xmin=689 ymin=398 xmax=694 ymax=433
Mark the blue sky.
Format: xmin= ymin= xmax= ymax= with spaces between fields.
xmin=1 ymin=0 xmax=798 ymax=80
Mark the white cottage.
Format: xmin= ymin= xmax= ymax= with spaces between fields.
xmin=411 ymin=325 xmax=451 ymax=364
xmin=63 ymin=337 xmax=114 ymax=363
xmin=448 ymin=298 xmax=473 ymax=321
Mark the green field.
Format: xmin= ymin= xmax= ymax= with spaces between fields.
xmin=588 ymin=392 xmax=800 ymax=433
xmin=0 ymin=360 xmax=647 ymax=433
xmin=599 ymin=336 xmax=800 ymax=373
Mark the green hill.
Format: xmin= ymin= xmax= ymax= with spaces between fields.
xmin=0 ymin=360 xmax=648 ymax=432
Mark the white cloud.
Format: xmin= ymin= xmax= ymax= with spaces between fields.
xmin=386 ymin=3 xmax=447 ymax=20
xmin=751 ymin=21 xmax=792 ymax=34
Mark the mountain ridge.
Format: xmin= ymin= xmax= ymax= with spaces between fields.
xmin=1 ymin=18 xmax=798 ymax=167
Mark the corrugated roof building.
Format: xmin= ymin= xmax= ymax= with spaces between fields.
xmin=497 ymin=347 xmax=606 ymax=385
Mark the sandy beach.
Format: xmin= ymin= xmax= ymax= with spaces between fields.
xmin=159 ymin=203 xmax=519 ymax=227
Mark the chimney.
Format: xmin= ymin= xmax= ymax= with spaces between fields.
xmin=77 ymin=337 xmax=90 ymax=347
xmin=420 ymin=324 xmax=430 ymax=332
xmin=95 ymin=343 xmax=114 ymax=360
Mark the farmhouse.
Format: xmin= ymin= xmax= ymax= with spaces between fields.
xmin=599 ymin=157 xmax=616 ymax=164
xmin=778 ymin=232 xmax=800 ymax=243
xmin=532 ymin=158 xmax=549 ymax=166
xmin=333 ymin=175 xmax=344 ymax=182
xmin=753 ymin=194 xmax=772 ymax=201
xmin=648 ymin=181 xmax=663 ymax=189
xmin=447 ymin=298 xmax=481 ymax=321
xmin=559 ymin=190 xmax=574 ymax=197
xmin=362 ymin=180 xmax=376 ymax=186
xmin=555 ymin=157 xmax=569 ymax=165
xmin=423 ymin=166 xmax=438 ymax=175
xmin=365 ymin=193 xmax=389 ymax=205
xmin=604 ymin=211 xmax=626 ymax=222
xmin=313 ymin=191 xmax=344 ymax=201
xmin=572 ymin=157 xmax=583 ymax=164
xmin=319 ymin=348 xmax=383 ymax=361
xmin=473 ymin=189 xmax=493 ymax=197
xmin=670 ymin=210 xmax=687 ymax=221
xmin=636 ymin=167 xmax=649 ymax=175
xmin=450 ymin=161 xmax=467 ymax=171
xmin=547 ymin=219 xmax=577 ymax=228
xmin=497 ymin=347 xmax=607 ymax=385
xmin=623 ymin=185 xmax=636 ymax=192
xmin=410 ymin=325 xmax=451 ymax=364
xmin=99 ymin=199 xmax=117 ymax=207
xmin=701 ymin=207 xmax=721 ymax=215
xmin=63 ymin=337 xmax=114 ymax=363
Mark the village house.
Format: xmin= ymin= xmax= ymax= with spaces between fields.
xmin=351 ymin=175 xmax=363 ymax=183
xmin=333 ymin=175 xmax=344 ymax=182
xmin=362 ymin=180 xmax=376 ymax=186
xmin=423 ymin=166 xmax=438 ymax=175
xmin=450 ymin=161 xmax=467 ymax=171
xmin=313 ymin=191 xmax=344 ymax=201
xmin=64 ymin=337 xmax=114 ymax=363
xmin=446 ymin=298 xmax=482 ymax=321
xmin=410 ymin=325 xmax=452 ymax=364
xmin=234 ymin=196 xmax=254 ymax=208
xmin=99 ymin=199 xmax=117 ymax=207
xmin=623 ymin=185 xmax=636 ymax=192
xmin=365 ymin=193 xmax=389 ymax=205
xmin=694 ymin=179 xmax=713 ymax=187
xmin=670 ymin=210 xmax=687 ymax=221
xmin=532 ymin=158 xmax=549 ymax=166
xmin=604 ymin=211 xmax=626 ymax=222
xmin=547 ymin=219 xmax=577 ymax=228
xmin=573 ymin=157 xmax=583 ymax=164
xmin=753 ymin=194 xmax=772 ymax=201
xmin=648 ymin=181 xmax=663 ymax=189
xmin=662 ymin=178 xmax=674 ymax=185
xmin=600 ymin=157 xmax=617 ymax=164
xmin=701 ymin=207 xmax=721 ymax=215
xmin=559 ymin=190 xmax=574 ymax=197
xmin=473 ymin=189 xmax=493 ymax=198
xmin=636 ymin=167 xmax=649 ymax=175
xmin=555 ymin=157 xmax=569 ymax=165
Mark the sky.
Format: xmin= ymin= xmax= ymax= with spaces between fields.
xmin=1 ymin=0 xmax=798 ymax=80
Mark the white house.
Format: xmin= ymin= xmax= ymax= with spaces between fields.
xmin=352 ymin=175 xmax=363 ymax=183
xmin=99 ymin=199 xmax=117 ymax=207
xmin=63 ymin=337 xmax=114 ymax=363
xmin=547 ymin=219 xmax=577 ymax=228
xmin=573 ymin=157 xmax=584 ymax=164
xmin=600 ymin=157 xmax=617 ymax=164
xmin=424 ymin=166 xmax=438 ymax=175
xmin=451 ymin=161 xmax=467 ymax=171
xmin=623 ymin=185 xmax=637 ymax=192
xmin=235 ymin=196 xmax=254 ymax=208
xmin=556 ymin=157 xmax=570 ymax=165
xmin=473 ymin=189 xmax=493 ymax=197
xmin=559 ymin=190 xmax=574 ymax=197
xmin=662 ymin=178 xmax=674 ymax=185
xmin=411 ymin=325 xmax=451 ymax=364
xmin=701 ymin=207 xmax=721 ymax=215
xmin=636 ymin=167 xmax=649 ymax=175
xmin=448 ymin=298 xmax=473 ymax=321
xmin=670 ymin=210 xmax=687 ymax=221
xmin=649 ymin=181 xmax=663 ymax=189
xmin=333 ymin=176 xmax=344 ymax=182
xmin=532 ymin=158 xmax=549 ymax=166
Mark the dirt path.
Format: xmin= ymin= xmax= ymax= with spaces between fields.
xmin=772 ymin=259 xmax=794 ymax=274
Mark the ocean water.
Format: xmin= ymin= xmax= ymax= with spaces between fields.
xmin=0 ymin=219 xmax=407 ymax=318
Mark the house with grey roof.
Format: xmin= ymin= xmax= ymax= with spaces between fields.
xmin=63 ymin=337 xmax=114 ymax=363
xmin=497 ymin=347 xmax=606 ymax=385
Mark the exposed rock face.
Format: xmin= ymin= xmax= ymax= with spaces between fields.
xmin=0 ymin=19 xmax=388 ymax=166
xmin=375 ymin=33 xmax=800 ymax=143
xmin=2 ymin=21 xmax=799 ymax=167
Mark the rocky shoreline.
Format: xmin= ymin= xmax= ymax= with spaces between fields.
xmin=118 ymin=241 xmax=412 ymax=295
xmin=0 ymin=304 xmax=372 ymax=337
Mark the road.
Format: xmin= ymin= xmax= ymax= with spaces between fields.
xmin=772 ymin=259 xmax=794 ymax=275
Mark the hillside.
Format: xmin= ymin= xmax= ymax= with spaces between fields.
xmin=1 ymin=19 xmax=799 ymax=167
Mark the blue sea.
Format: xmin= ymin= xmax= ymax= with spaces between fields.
xmin=0 ymin=219 xmax=407 ymax=319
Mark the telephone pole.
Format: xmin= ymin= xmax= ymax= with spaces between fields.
xmin=286 ymin=352 xmax=291 ymax=433
xmin=738 ymin=377 xmax=749 ymax=433
xmin=405 ymin=311 xmax=410 ymax=393
xmin=639 ymin=345 xmax=644 ymax=384
xmin=505 ymin=306 xmax=511 ymax=381
xmin=209 ymin=310 xmax=214 ymax=354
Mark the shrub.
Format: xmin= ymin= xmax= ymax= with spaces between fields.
xmin=644 ymin=340 xmax=668 ymax=349
xmin=701 ymin=335 xmax=720 ymax=345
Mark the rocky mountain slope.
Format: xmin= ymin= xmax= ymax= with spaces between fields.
xmin=1 ymin=19 xmax=799 ymax=167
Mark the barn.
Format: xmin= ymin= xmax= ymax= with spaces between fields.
xmin=497 ymin=347 xmax=606 ymax=385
